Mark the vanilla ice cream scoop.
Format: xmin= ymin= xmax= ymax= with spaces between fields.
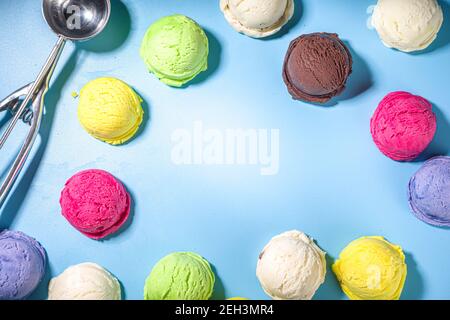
xmin=220 ymin=0 xmax=294 ymax=38
xmin=256 ymin=230 xmax=326 ymax=300
xmin=48 ymin=263 xmax=121 ymax=300
xmin=371 ymin=0 xmax=443 ymax=52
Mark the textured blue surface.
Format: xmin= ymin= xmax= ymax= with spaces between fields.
xmin=0 ymin=0 xmax=449 ymax=300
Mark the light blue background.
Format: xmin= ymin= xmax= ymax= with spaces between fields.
xmin=0 ymin=0 xmax=449 ymax=300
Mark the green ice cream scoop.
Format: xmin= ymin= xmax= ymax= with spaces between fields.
xmin=140 ymin=15 xmax=209 ymax=87
xmin=144 ymin=252 xmax=215 ymax=300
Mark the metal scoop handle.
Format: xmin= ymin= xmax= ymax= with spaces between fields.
xmin=0 ymin=37 xmax=65 ymax=149
xmin=0 ymin=83 xmax=34 ymax=123
xmin=0 ymin=37 xmax=65 ymax=206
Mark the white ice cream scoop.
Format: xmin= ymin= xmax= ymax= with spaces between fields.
xmin=256 ymin=230 xmax=326 ymax=300
xmin=371 ymin=0 xmax=443 ymax=52
xmin=220 ymin=0 xmax=295 ymax=38
xmin=48 ymin=262 xmax=121 ymax=300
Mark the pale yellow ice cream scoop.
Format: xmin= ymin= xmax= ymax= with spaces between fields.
xmin=371 ymin=0 xmax=443 ymax=52
xmin=256 ymin=230 xmax=326 ymax=300
xmin=48 ymin=262 xmax=121 ymax=300
xmin=78 ymin=77 xmax=144 ymax=145
xmin=220 ymin=0 xmax=294 ymax=38
xmin=332 ymin=236 xmax=407 ymax=300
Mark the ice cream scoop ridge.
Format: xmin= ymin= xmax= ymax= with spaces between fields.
xmin=332 ymin=236 xmax=407 ymax=300
xmin=0 ymin=230 xmax=46 ymax=300
xmin=283 ymin=33 xmax=352 ymax=103
xmin=59 ymin=169 xmax=131 ymax=240
xmin=371 ymin=0 xmax=443 ymax=52
xmin=256 ymin=230 xmax=326 ymax=300
xmin=408 ymin=156 xmax=450 ymax=227
xmin=144 ymin=252 xmax=215 ymax=300
xmin=48 ymin=262 xmax=121 ymax=300
xmin=140 ymin=15 xmax=209 ymax=87
xmin=220 ymin=0 xmax=294 ymax=38
xmin=370 ymin=91 xmax=436 ymax=161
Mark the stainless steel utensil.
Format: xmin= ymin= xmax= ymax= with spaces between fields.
xmin=0 ymin=0 xmax=111 ymax=206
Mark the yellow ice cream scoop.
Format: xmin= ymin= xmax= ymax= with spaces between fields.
xmin=78 ymin=77 xmax=144 ymax=145
xmin=332 ymin=236 xmax=407 ymax=300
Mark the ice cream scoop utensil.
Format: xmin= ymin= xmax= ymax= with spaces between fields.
xmin=0 ymin=0 xmax=110 ymax=207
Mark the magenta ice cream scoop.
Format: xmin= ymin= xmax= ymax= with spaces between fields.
xmin=408 ymin=156 xmax=450 ymax=227
xmin=0 ymin=230 xmax=46 ymax=300
xmin=371 ymin=91 xmax=436 ymax=161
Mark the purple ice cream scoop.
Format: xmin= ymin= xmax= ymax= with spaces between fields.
xmin=0 ymin=230 xmax=46 ymax=300
xmin=408 ymin=156 xmax=450 ymax=227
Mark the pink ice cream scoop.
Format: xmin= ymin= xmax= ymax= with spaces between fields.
xmin=370 ymin=91 xmax=436 ymax=161
xmin=60 ymin=169 xmax=131 ymax=240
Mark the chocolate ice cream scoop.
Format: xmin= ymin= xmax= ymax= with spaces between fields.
xmin=283 ymin=33 xmax=353 ymax=104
